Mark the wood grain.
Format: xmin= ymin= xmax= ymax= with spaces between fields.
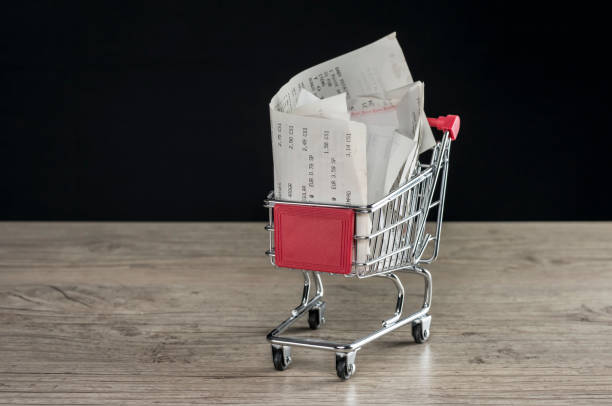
xmin=0 ymin=222 xmax=611 ymax=405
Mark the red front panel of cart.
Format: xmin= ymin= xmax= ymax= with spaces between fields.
xmin=274 ymin=204 xmax=354 ymax=274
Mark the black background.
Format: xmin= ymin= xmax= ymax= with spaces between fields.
xmin=2 ymin=2 xmax=610 ymax=221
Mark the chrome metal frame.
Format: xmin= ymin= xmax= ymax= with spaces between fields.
xmin=264 ymin=131 xmax=452 ymax=377
xmin=266 ymin=267 xmax=432 ymax=351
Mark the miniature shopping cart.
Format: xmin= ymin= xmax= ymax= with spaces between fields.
xmin=264 ymin=114 xmax=460 ymax=380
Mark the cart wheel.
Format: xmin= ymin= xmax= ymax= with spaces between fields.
xmin=335 ymin=353 xmax=356 ymax=380
xmin=412 ymin=322 xmax=430 ymax=344
xmin=271 ymin=345 xmax=291 ymax=371
xmin=308 ymin=302 xmax=326 ymax=330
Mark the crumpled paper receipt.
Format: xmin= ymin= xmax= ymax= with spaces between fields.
xmin=269 ymin=33 xmax=434 ymax=265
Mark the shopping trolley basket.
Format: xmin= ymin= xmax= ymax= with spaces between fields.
xmin=264 ymin=114 xmax=460 ymax=379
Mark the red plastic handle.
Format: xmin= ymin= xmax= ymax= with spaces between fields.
xmin=427 ymin=114 xmax=460 ymax=140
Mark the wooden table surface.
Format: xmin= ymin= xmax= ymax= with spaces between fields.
xmin=1 ymin=222 xmax=611 ymax=405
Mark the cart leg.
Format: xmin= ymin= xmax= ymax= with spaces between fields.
xmin=380 ymin=273 xmax=405 ymax=327
xmin=293 ymin=271 xmax=311 ymax=314
xmin=416 ymin=267 xmax=432 ymax=311
xmin=307 ymin=272 xmax=326 ymax=329
xmin=404 ymin=266 xmax=432 ymax=343
xmin=312 ymin=271 xmax=324 ymax=299
xmin=291 ymin=271 xmax=324 ymax=316
xmin=294 ymin=271 xmax=326 ymax=329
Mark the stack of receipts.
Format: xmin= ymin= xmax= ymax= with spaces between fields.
xmin=269 ymin=32 xmax=435 ymax=207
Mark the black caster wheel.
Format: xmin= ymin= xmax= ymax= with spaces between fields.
xmin=271 ymin=345 xmax=291 ymax=371
xmin=308 ymin=302 xmax=326 ymax=330
xmin=335 ymin=353 xmax=356 ymax=380
xmin=412 ymin=322 xmax=430 ymax=344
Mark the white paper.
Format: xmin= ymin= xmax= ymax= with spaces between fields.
xmin=270 ymin=109 xmax=367 ymax=205
xmin=294 ymin=89 xmax=351 ymax=121
xmin=386 ymin=130 xmax=419 ymax=193
xmin=396 ymin=82 xmax=435 ymax=153
xmin=270 ymin=33 xmax=412 ymax=114
xmin=269 ymin=33 xmax=437 ymax=268
xmin=270 ymin=33 xmax=414 ymax=206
